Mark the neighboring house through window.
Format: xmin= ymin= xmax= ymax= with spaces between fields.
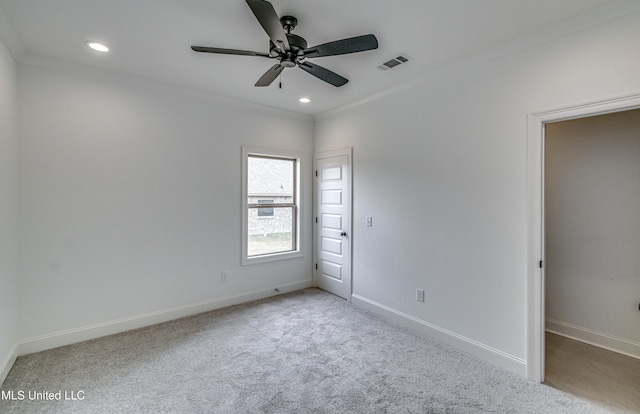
xmin=242 ymin=147 xmax=302 ymax=264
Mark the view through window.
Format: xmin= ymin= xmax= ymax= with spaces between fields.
xmin=247 ymin=155 xmax=297 ymax=257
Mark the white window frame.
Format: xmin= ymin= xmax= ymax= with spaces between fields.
xmin=242 ymin=146 xmax=303 ymax=265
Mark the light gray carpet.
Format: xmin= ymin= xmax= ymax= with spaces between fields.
xmin=1 ymin=288 xmax=599 ymax=413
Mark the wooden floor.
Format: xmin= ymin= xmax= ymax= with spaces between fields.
xmin=545 ymin=332 xmax=640 ymax=413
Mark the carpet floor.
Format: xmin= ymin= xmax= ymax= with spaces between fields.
xmin=1 ymin=288 xmax=599 ymax=413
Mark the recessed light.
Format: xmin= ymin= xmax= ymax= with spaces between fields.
xmin=299 ymin=97 xmax=311 ymax=103
xmin=86 ymin=41 xmax=109 ymax=53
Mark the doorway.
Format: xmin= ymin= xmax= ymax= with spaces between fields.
xmin=526 ymin=93 xmax=640 ymax=383
xmin=314 ymin=148 xmax=352 ymax=301
xmin=542 ymin=109 xmax=640 ymax=410
xmin=544 ymin=109 xmax=640 ymax=350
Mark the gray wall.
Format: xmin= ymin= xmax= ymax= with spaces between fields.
xmin=545 ymin=109 xmax=640 ymax=356
xmin=0 ymin=35 xmax=18 ymax=383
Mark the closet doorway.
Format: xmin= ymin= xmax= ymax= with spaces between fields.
xmin=526 ymin=94 xmax=640 ymax=385
xmin=543 ymin=109 xmax=640 ymax=411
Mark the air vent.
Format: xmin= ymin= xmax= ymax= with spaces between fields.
xmin=377 ymin=54 xmax=411 ymax=71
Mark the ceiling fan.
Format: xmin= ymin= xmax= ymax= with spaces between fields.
xmin=191 ymin=0 xmax=378 ymax=87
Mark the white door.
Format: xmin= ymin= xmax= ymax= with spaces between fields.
xmin=314 ymin=149 xmax=351 ymax=300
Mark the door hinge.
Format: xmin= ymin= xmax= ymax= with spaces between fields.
xmin=315 ymin=170 xmax=318 ymax=177
xmin=315 ymin=217 xmax=318 ymax=223
xmin=539 ymin=260 xmax=543 ymax=269
xmin=315 ymin=263 xmax=318 ymax=270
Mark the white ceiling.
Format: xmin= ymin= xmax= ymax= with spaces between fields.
xmin=0 ymin=0 xmax=635 ymax=115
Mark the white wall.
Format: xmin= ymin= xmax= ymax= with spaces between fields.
xmin=545 ymin=109 xmax=640 ymax=356
xmin=17 ymin=63 xmax=313 ymax=351
xmin=314 ymin=10 xmax=640 ymax=375
xmin=0 ymin=35 xmax=19 ymax=382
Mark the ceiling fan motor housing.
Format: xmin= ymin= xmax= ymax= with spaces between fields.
xmin=269 ymin=18 xmax=308 ymax=68
xmin=269 ymin=34 xmax=307 ymax=55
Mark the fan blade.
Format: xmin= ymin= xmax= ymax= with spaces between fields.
xmin=191 ymin=46 xmax=271 ymax=58
xmin=298 ymin=61 xmax=348 ymax=87
xmin=302 ymin=34 xmax=378 ymax=58
xmin=246 ymin=0 xmax=290 ymax=52
xmin=255 ymin=64 xmax=284 ymax=87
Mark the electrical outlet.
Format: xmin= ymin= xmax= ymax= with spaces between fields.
xmin=366 ymin=216 xmax=373 ymax=227
xmin=221 ymin=271 xmax=228 ymax=283
xmin=416 ymin=288 xmax=425 ymax=302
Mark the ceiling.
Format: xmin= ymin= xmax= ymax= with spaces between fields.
xmin=0 ymin=0 xmax=634 ymax=115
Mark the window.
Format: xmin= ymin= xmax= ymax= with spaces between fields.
xmin=257 ymin=200 xmax=275 ymax=217
xmin=242 ymin=147 xmax=303 ymax=265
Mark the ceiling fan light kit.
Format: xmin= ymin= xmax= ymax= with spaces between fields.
xmin=191 ymin=0 xmax=378 ymax=88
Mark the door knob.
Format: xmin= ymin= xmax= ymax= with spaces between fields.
xmin=341 ymin=231 xmax=347 ymax=237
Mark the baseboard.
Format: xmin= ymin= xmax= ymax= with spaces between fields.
xmin=18 ymin=280 xmax=313 ymax=357
xmin=546 ymin=318 xmax=640 ymax=360
xmin=351 ymin=294 xmax=527 ymax=377
xmin=1 ymin=343 xmax=18 ymax=386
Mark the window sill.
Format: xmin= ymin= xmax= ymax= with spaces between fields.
xmin=242 ymin=250 xmax=304 ymax=266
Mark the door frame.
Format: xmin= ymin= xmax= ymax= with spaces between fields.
xmin=526 ymin=93 xmax=640 ymax=382
xmin=313 ymin=147 xmax=353 ymax=301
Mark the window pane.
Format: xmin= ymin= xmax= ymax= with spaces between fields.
xmin=247 ymin=157 xmax=294 ymax=200
xmin=247 ymin=207 xmax=294 ymax=256
xmin=247 ymin=156 xmax=295 ymax=257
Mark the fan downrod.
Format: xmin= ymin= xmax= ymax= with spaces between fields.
xmin=280 ymin=15 xmax=298 ymax=33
